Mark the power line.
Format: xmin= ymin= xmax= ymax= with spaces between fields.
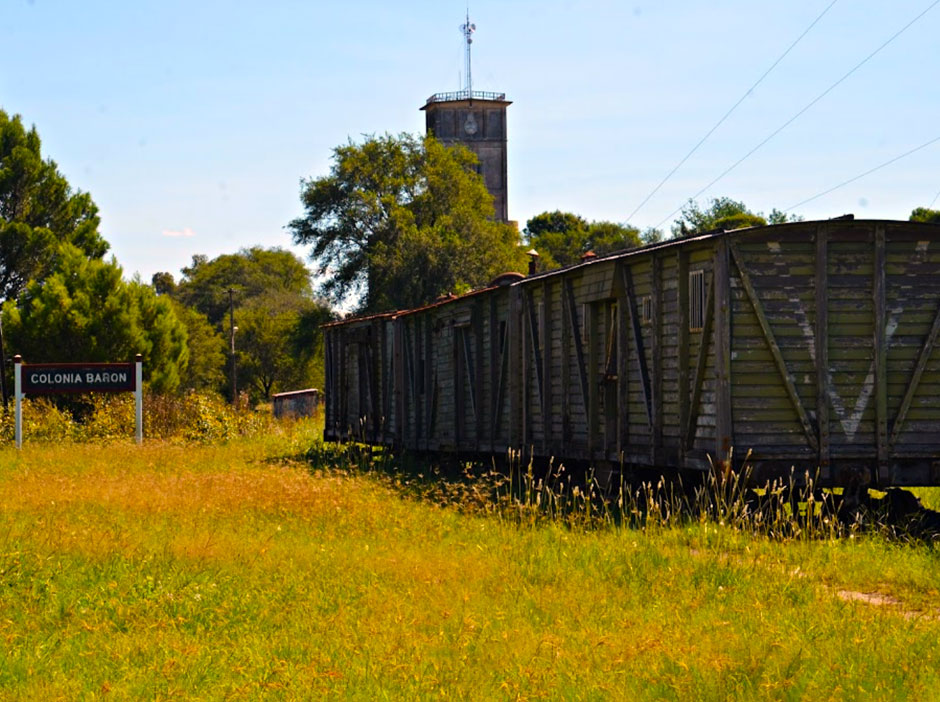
xmin=656 ymin=0 xmax=940 ymax=230
xmin=783 ymin=135 xmax=940 ymax=212
xmin=625 ymin=0 xmax=839 ymax=223
xmin=929 ymin=186 xmax=940 ymax=208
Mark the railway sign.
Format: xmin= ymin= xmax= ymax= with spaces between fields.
xmin=21 ymin=363 xmax=136 ymax=394
xmin=13 ymin=355 xmax=144 ymax=448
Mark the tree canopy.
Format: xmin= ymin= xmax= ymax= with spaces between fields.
xmin=0 ymin=110 xmax=184 ymax=401
xmin=165 ymin=298 xmax=227 ymax=393
xmin=524 ymin=211 xmax=642 ymax=269
xmin=2 ymin=245 xmax=187 ymax=392
xmin=910 ymin=207 xmax=940 ymax=224
xmin=157 ymin=247 xmax=333 ymax=400
xmin=670 ymin=197 xmax=804 ymax=237
xmin=0 ymin=109 xmax=108 ymax=302
xmin=235 ymin=291 xmax=332 ymax=399
xmin=671 ymin=197 xmax=767 ymax=237
xmin=289 ymin=133 xmax=526 ymax=313
xmin=162 ymin=247 xmax=315 ymax=328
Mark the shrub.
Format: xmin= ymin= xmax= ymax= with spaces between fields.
xmin=0 ymin=398 xmax=76 ymax=442
xmin=0 ymin=391 xmax=276 ymax=444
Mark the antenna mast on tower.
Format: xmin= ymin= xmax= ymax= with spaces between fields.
xmin=460 ymin=10 xmax=475 ymax=95
xmin=423 ymin=10 xmax=510 ymax=222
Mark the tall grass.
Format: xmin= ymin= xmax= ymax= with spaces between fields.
xmin=2 ymin=427 xmax=940 ymax=699
xmin=306 ymin=441 xmax=940 ymax=542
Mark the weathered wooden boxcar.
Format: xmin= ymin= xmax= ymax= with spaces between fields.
xmin=323 ymin=218 xmax=940 ymax=487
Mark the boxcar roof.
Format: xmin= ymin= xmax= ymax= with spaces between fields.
xmin=322 ymin=218 xmax=940 ymax=328
xmin=517 ymin=217 xmax=940 ymax=283
xmin=321 ymin=310 xmax=398 ymax=329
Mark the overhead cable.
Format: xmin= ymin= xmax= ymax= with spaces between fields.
xmin=656 ymin=0 xmax=940 ymax=230
xmin=783 ymin=135 xmax=940 ymax=212
xmin=930 ymin=186 xmax=940 ymax=208
xmin=625 ymin=0 xmax=839 ymax=223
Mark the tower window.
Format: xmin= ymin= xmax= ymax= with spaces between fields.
xmin=438 ymin=111 xmax=456 ymax=138
xmin=486 ymin=110 xmax=503 ymax=138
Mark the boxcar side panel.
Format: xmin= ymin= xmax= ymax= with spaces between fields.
xmin=624 ymin=258 xmax=652 ymax=463
xmin=827 ymin=226 xmax=877 ymax=456
xmin=729 ymin=229 xmax=817 ymax=460
xmin=884 ymin=222 xmax=940 ymax=483
xmin=687 ymin=245 xmax=716 ymax=467
xmin=660 ymin=253 xmax=680 ymax=463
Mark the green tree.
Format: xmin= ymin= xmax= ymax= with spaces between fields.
xmin=767 ymin=208 xmax=801 ymax=225
xmin=235 ymin=292 xmax=333 ymax=399
xmin=173 ymin=247 xmax=314 ymax=327
xmin=2 ymin=245 xmax=188 ymax=392
xmin=152 ymin=271 xmax=177 ymax=296
xmin=0 ymin=110 xmax=108 ymax=302
xmin=525 ymin=211 xmax=589 ymax=269
xmin=289 ymin=133 xmax=526 ymax=313
xmin=585 ymin=220 xmax=642 ymax=254
xmin=524 ymin=211 xmax=642 ymax=269
xmin=641 ymin=227 xmax=664 ymax=245
xmin=671 ymin=197 xmax=767 ymax=237
xmin=910 ymin=207 xmax=940 ymax=224
xmin=166 ymin=299 xmax=227 ymax=392
xmin=167 ymin=247 xmax=332 ymax=401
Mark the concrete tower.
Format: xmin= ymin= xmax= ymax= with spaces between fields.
xmin=421 ymin=15 xmax=511 ymax=222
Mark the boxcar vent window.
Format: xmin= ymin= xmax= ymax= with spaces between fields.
xmin=641 ymin=296 xmax=652 ymax=324
xmin=690 ymin=270 xmax=706 ymax=331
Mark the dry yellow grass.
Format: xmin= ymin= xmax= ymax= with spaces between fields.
xmin=1 ymin=432 xmax=940 ymax=700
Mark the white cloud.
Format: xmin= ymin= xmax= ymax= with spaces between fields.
xmin=161 ymin=227 xmax=196 ymax=238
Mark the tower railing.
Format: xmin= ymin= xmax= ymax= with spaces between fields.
xmin=425 ymin=89 xmax=507 ymax=105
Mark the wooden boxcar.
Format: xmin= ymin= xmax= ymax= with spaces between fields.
xmin=323 ymin=218 xmax=940 ymax=487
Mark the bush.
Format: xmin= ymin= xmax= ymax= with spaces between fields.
xmin=0 ymin=398 xmax=75 ymax=442
xmin=0 ymin=391 xmax=275 ymax=444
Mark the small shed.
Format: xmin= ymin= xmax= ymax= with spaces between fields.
xmin=272 ymin=388 xmax=319 ymax=419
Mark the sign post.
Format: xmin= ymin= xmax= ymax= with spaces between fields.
xmin=135 ymin=354 xmax=143 ymax=445
xmin=12 ymin=356 xmax=143 ymax=448
xmin=14 ymin=355 xmax=22 ymax=450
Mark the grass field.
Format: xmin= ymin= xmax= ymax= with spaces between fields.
xmin=2 ymin=424 xmax=940 ymax=700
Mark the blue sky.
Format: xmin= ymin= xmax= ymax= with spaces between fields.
xmin=3 ymin=0 xmax=939 ymax=285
